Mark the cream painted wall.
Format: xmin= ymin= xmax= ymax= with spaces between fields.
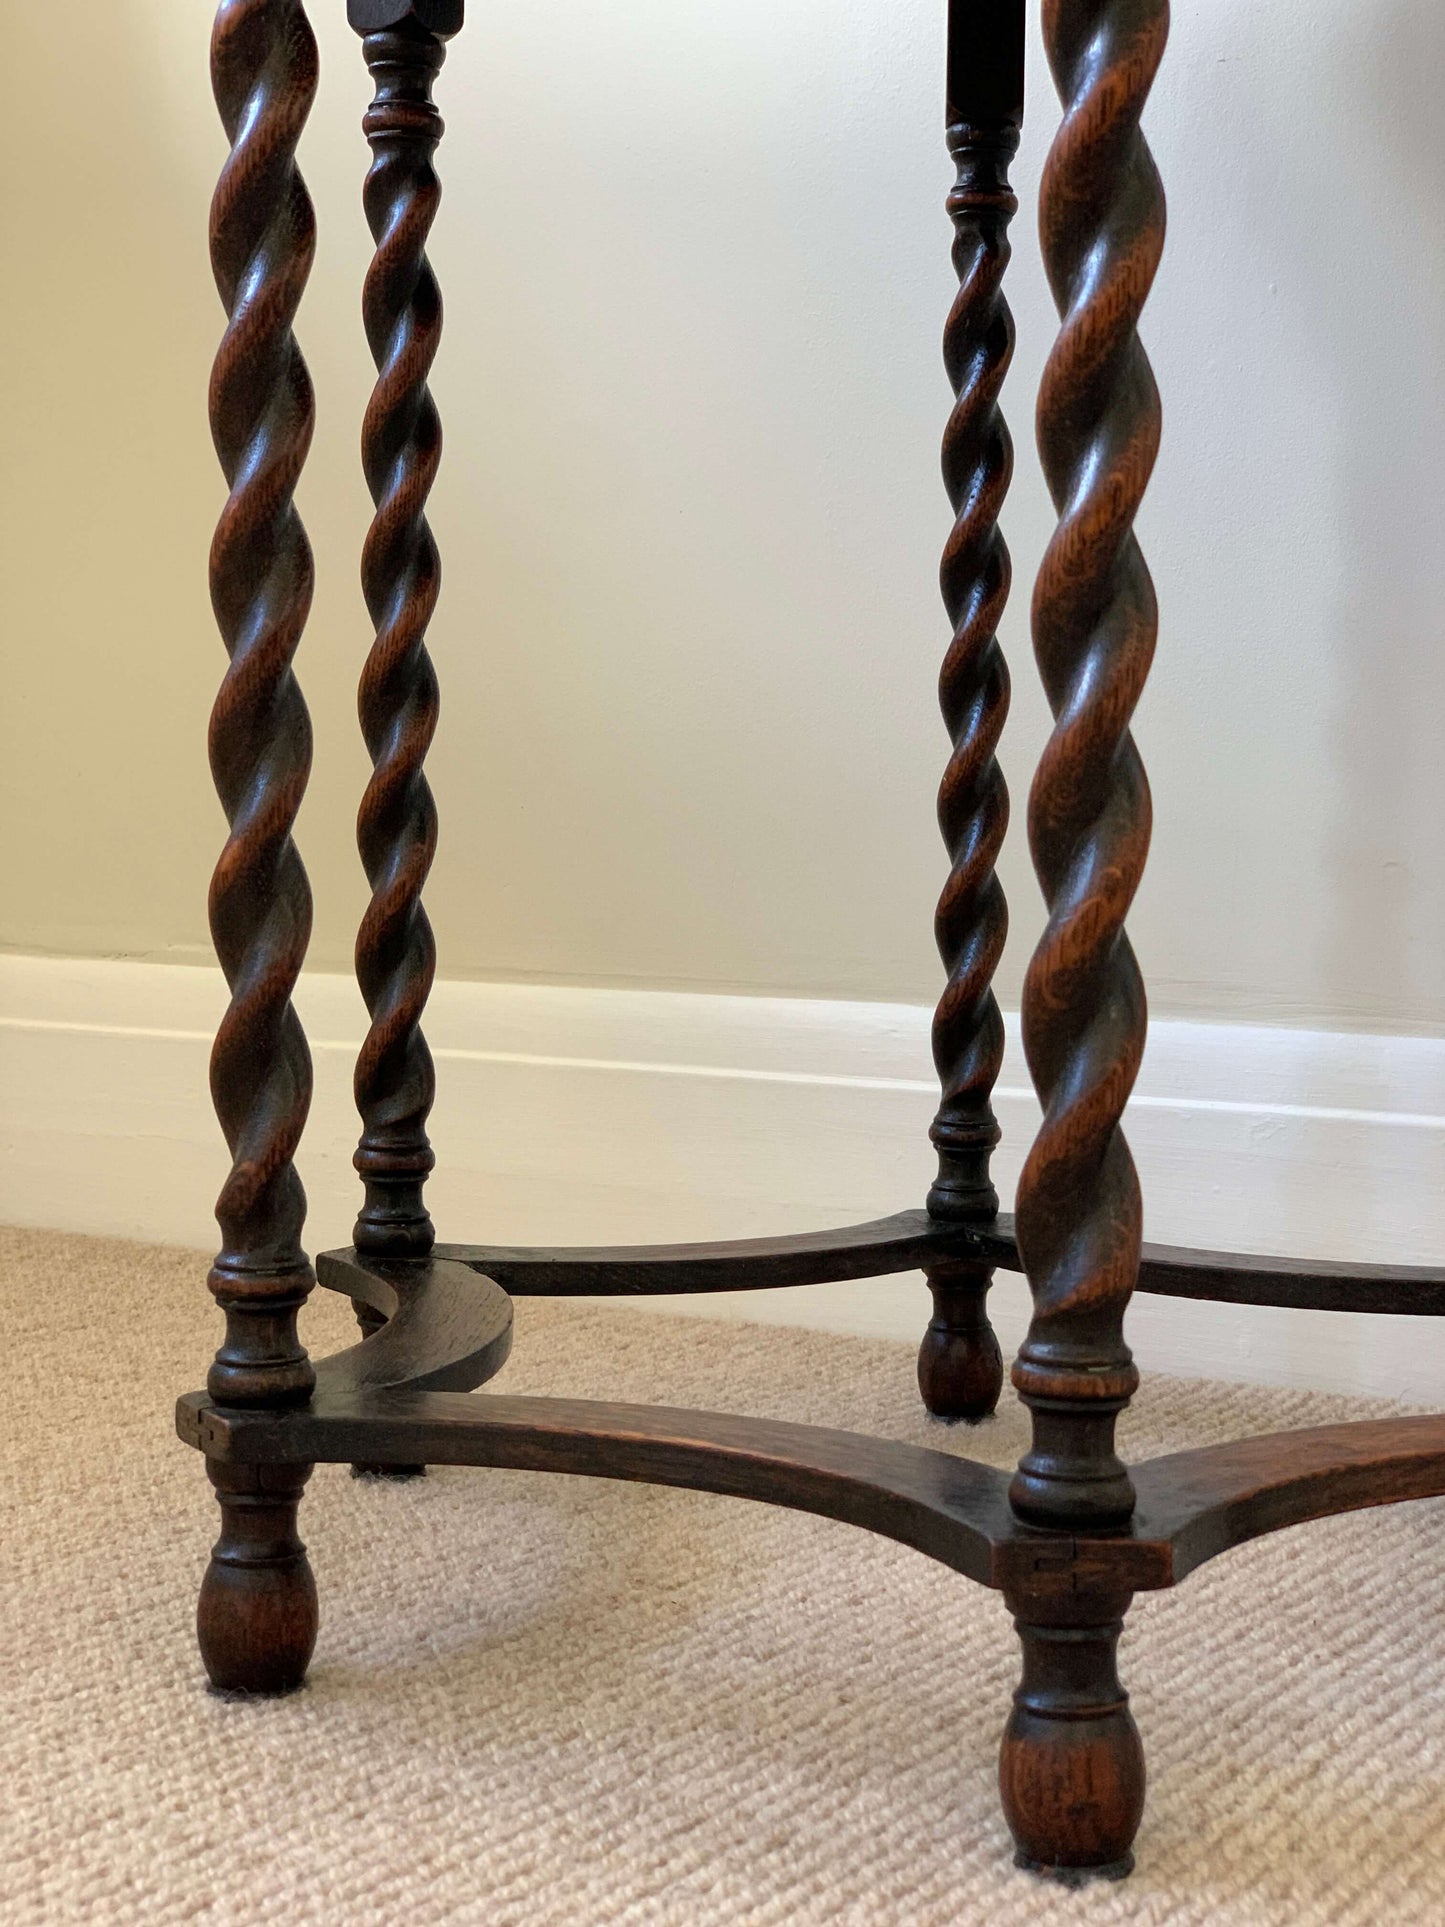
xmin=2 ymin=0 xmax=1442 ymax=1029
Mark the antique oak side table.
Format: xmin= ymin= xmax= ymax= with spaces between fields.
xmin=176 ymin=0 xmax=1445 ymax=1883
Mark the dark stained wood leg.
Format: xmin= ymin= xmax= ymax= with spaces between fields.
xmin=349 ymin=0 xmax=463 ymax=1263
xmin=999 ymin=1587 xmax=1144 ymax=1883
xmin=199 ymin=1461 xmax=318 ymax=1695
xmin=199 ymin=0 xmax=323 ymax=1691
xmin=918 ymin=0 xmax=1022 ymax=1418
xmin=918 ymin=1260 xmax=1003 ymax=1422
xmin=1000 ymin=0 xmax=1168 ymax=1877
xmin=176 ymin=0 xmax=1445 ymax=1889
xmin=1010 ymin=0 xmax=1167 ymax=1531
xmin=343 ymin=0 xmax=462 ymax=1477
xmin=348 ymin=1297 xmax=427 ymax=1478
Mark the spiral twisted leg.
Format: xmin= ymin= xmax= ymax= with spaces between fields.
xmin=1012 ymin=0 xmax=1167 ymax=1532
xmin=349 ymin=2 xmax=462 ymax=1260
xmin=200 ymin=0 xmax=322 ymax=1693
xmin=999 ymin=0 xmax=1167 ymax=1880
xmin=918 ymin=2 xmax=1023 ymax=1422
xmin=927 ymin=124 xmax=1015 ymax=1231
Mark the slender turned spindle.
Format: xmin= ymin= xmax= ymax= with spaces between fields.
xmin=200 ymin=0 xmax=322 ymax=1693
xmin=999 ymin=0 xmax=1167 ymax=1882
xmin=349 ymin=0 xmax=463 ymax=1263
xmin=919 ymin=0 xmax=1023 ymax=1423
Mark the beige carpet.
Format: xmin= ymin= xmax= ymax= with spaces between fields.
xmin=5 ymin=1226 xmax=1445 ymax=1925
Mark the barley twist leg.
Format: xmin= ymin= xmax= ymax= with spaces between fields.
xmin=1012 ymin=0 xmax=1166 ymax=1536
xmin=351 ymin=2 xmax=462 ymax=1261
xmin=1001 ymin=0 xmax=1168 ymax=1878
xmin=919 ymin=3 xmax=1024 ymax=1421
xmin=200 ymin=0 xmax=323 ymax=1692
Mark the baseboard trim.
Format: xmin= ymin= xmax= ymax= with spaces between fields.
xmin=2 ymin=954 xmax=1442 ymax=1402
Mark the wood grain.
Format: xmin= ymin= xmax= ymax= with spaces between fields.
xmin=1010 ymin=0 xmax=1169 ymax=1534
xmin=432 ymin=1212 xmax=984 ymax=1296
xmin=198 ymin=0 xmax=323 ymax=1696
xmin=918 ymin=0 xmax=1026 ymax=1423
xmin=1133 ymin=1415 xmax=1445 ymax=1581
xmin=178 ymin=0 xmax=1445 ymax=1880
xmin=1000 ymin=0 xmax=1168 ymax=1876
xmin=204 ymin=0 xmax=320 ymax=1413
xmin=316 ymin=1250 xmax=513 ymax=1393
xmin=926 ymin=69 xmax=1018 ymax=1229
xmin=350 ymin=7 xmax=461 ymax=1261
xmin=181 ymin=1385 xmax=1018 ymax=1588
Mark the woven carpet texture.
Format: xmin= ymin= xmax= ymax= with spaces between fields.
xmin=4 ymin=1225 xmax=1445 ymax=1925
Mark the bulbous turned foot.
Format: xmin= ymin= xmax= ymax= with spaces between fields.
xmin=998 ymin=1589 xmax=1144 ymax=1883
xmin=198 ymin=1461 xmax=318 ymax=1696
xmin=349 ymin=1296 xmax=427 ymax=1479
xmin=918 ymin=1262 xmax=1003 ymax=1421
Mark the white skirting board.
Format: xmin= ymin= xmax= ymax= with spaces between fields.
xmin=2 ymin=952 xmax=1443 ymax=1403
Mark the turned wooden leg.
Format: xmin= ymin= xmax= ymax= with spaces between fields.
xmin=919 ymin=8 xmax=1020 ymax=1412
xmin=200 ymin=0 xmax=323 ymax=1691
xmin=349 ymin=1299 xmax=427 ymax=1479
xmin=917 ymin=1260 xmax=1003 ymax=1421
xmin=342 ymin=2 xmax=463 ymax=1475
xmin=999 ymin=1587 xmax=1144 ymax=1883
xmin=198 ymin=1461 xmax=318 ymax=1696
xmin=348 ymin=2 xmax=462 ymax=1267
xmin=1001 ymin=0 xmax=1165 ymax=1877
xmin=1009 ymin=0 xmax=1167 ymax=1522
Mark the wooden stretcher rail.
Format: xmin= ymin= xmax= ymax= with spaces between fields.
xmin=179 ymin=1385 xmax=1018 ymax=1588
xmin=410 ymin=1211 xmax=1445 ymax=1317
xmin=178 ymin=1380 xmax=1445 ymax=1599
